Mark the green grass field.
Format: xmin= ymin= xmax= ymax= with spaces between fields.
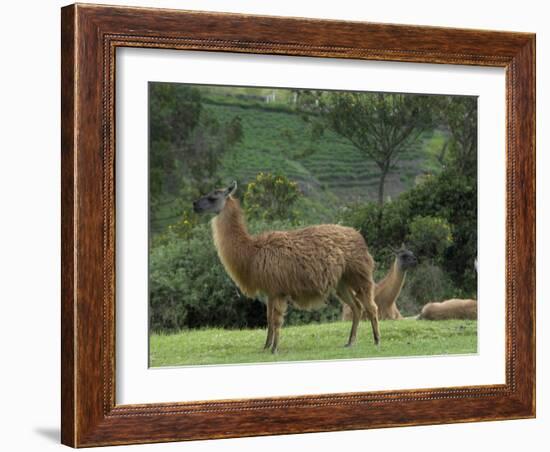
xmin=149 ymin=319 xmax=477 ymax=367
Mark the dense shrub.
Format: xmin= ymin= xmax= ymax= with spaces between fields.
xmin=150 ymin=223 xmax=272 ymax=332
xmin=149 ymin=224 xmax=255 ymax=332
xmin=339 ymin=197 xmax=411 ymax=266
xmin=407 ymin=215 xmax=453 ymax=263
xmin=243 ymin=172 xmax=301 ymax=222
xmin=149 ymin=218 xmax=342 ymax=333
xmin=340 ymin=168 xmax=476 ymax=295
xmin=154 ymin=208 xmax=199 ymax=244
xmin=398 ymin=263 xmax=457 ymax=316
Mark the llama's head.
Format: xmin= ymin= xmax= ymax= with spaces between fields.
xmin=193 ymin=181 xmax=237 ymax=215
xmin=394 ymin=245 xmax=417 ymax=270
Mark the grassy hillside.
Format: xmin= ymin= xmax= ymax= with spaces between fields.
xmin=151 ymin=89 xmax=449 ymax=233
xmin=149 ymin=319 xmax=477 ymax=367
xmin=207 ymin=97 xmax=448 ymax=202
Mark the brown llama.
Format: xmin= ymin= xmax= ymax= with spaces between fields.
xmin=342 ymin=246 xmax=417 ymax=321
xmin=193 ymin=181 xmax=380 ymax=353
xmin=417 ymin=299 xmax=477 ymax=320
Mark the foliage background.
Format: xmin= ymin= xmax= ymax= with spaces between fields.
xmin=149 ymin=83 xmax=478 ymax=332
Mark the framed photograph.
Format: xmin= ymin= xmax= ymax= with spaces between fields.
xmin=61 ymin=3 xmax=535 ymax=447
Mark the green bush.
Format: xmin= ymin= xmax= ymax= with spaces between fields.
xmin=149 ymin=218 xmax=343 ymax=332
xmin=398 ymin=263 xmax=457 ymax=316
xmin=407 ymin=215 xmax=453 ymax=263
xmin=154 ymin=208 xmax=199 ymax=244
xmin=339 ymin=198 xmax=410 ymax=262
xmin=243 ymin=172 xmax=301 ymax=222
xmin=150 ymin=224 xmax=264 ymax=332
xmin=401 ymin=169 xmax=477 ymax=290
xmin=340 ymin=168 xmax=476 ymax=295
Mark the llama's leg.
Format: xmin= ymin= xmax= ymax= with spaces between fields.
xmin=337 ymin=285 xmax=362 ymax=347
xmin=263 ymin=298 xmax=274 ymax=350
xmin=356 ymin=282 xmax=380 ymax=345
xmin=270 ymin=298 xmax=287 ymax=354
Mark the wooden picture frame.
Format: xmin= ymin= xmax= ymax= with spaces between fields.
xmin=61 ymin=3 xmax=535 ymax=447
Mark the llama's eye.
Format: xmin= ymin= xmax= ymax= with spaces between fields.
xmin=207 ymin=196 xmax=216 ymax=202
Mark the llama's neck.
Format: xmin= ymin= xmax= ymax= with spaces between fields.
xmin=211 ymin=197 xmax=255 ymax=289
xmin=376 ymin=259 xmax=407 ymax=304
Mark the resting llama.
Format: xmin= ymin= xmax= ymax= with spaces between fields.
xmin=418 ymin=299 xmax=477 ymax=320
xmin=193 ymin=181 xmax=380 ymax=353
xmin=418 ymin=258 xmax=478 ymax=320
xmin=342 ymin=246 xmax=417 ymax=321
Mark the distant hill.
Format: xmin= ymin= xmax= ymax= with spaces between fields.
xmin=151 ymin=88 xmax=448 ymax=233
xmin=206 ymin=94 xmax=448 ymax=203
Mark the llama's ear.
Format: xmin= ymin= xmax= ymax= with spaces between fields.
xmin=225 ymin=180 xmax=237 ymax=197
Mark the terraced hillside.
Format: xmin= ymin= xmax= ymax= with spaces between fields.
xmin=206 ymin=96 xmax=448 ymax=203
xmin=151 ymin=89 xmax=449 ymax=233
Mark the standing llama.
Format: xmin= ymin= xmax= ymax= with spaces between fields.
xmin=374 ymin=246 xmax=417 ymax=319
xmin=193 ymin=181 xmax=380 ymax=353
xmin=342 ymin=246 xmax=417 ymax=321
